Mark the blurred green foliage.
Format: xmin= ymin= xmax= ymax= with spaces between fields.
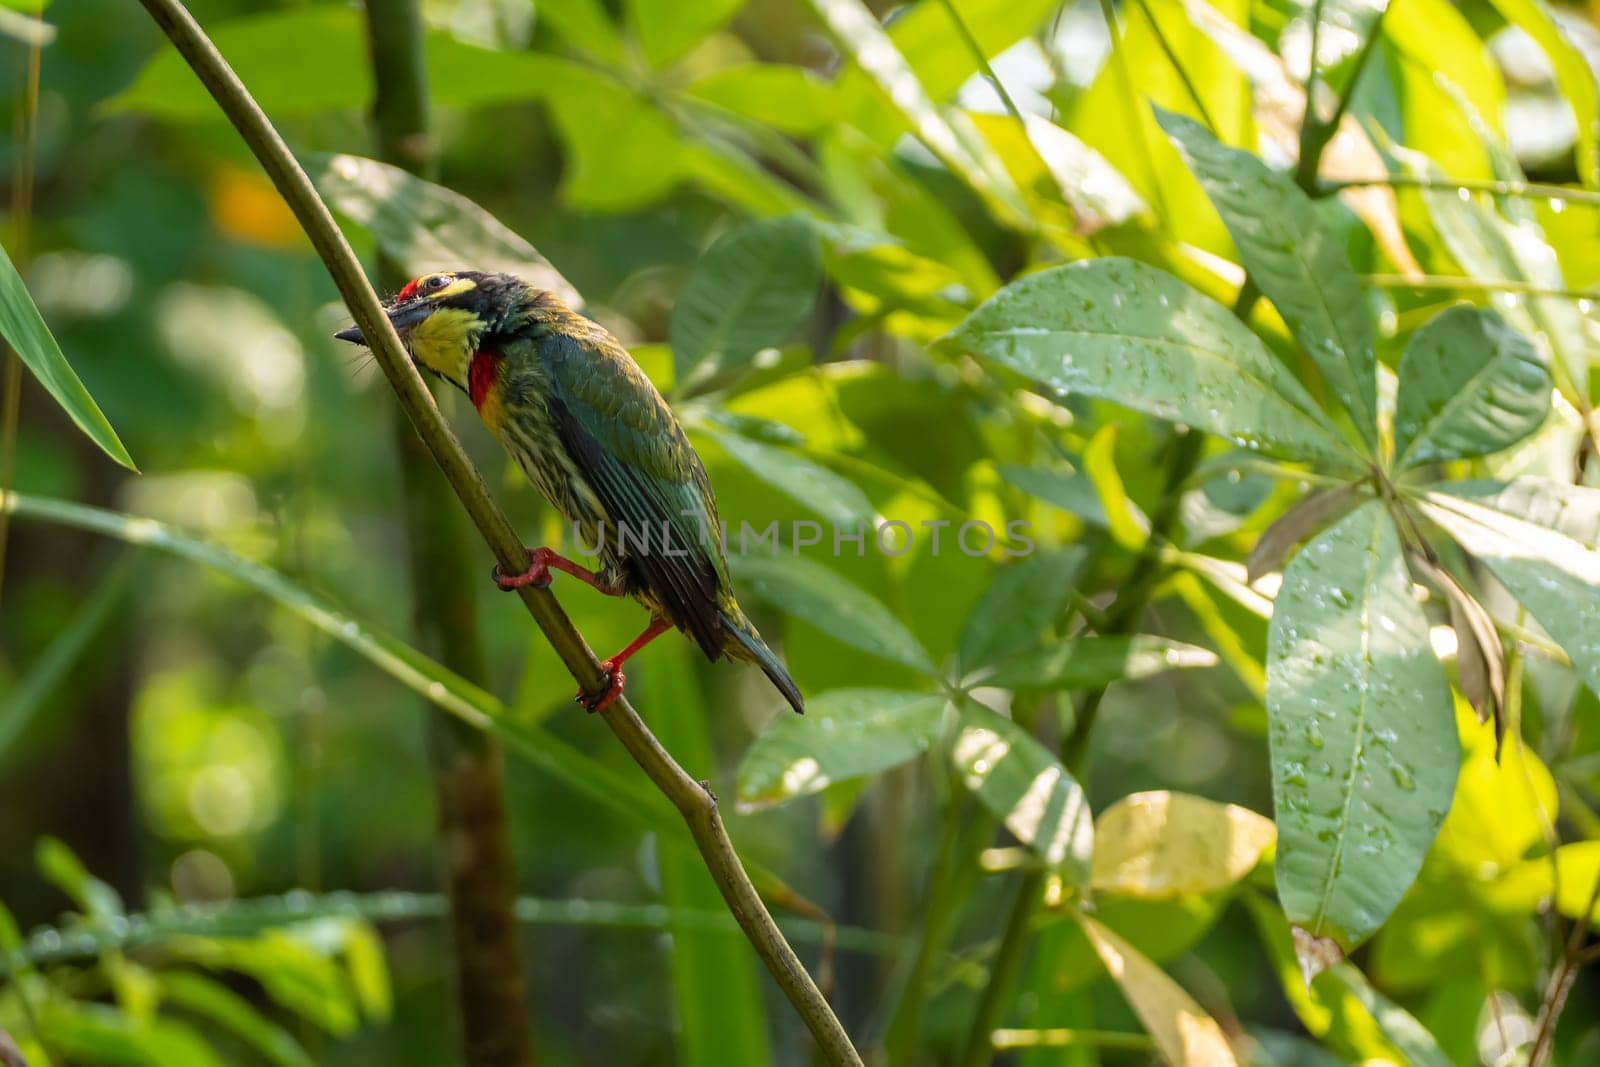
xmin=4 ymin=0 xmax=1600 ymax=1064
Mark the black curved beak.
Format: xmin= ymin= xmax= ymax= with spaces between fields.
xmin=333 ymin=300 xmax=434 ymax=346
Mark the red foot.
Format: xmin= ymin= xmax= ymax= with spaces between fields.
xmin=576 ymin=662 xmax=626 ymax=713
xmin=493 ymin=547 xmax=622 ymax=594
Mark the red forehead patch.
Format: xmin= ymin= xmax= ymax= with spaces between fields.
xmin=395 ymin=277 xmax=423 ymax=303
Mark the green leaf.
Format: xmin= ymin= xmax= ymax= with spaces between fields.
xmin=1267 ymin=501 xmax=1458 ymax=950
xmin=1082 ymin=424 xmax=1149 ymax=550
xmin=1486 ymin=0 xmax=1599 ymax=186
xmin=109 ymin=8 xmax=567 ymax=119
xmin=686 ymin=64 xmax=837 ymax=136
xmin=950 ymin=701 xmax=1092 ymax=881
xmin=1422 ymin=483 xmax=1600 ymax=699
xmin=0 ymin=241 xmax=134 ymax=469
xmin=160 ymin=971 xmax=315 ymax=1067
xmin=727 ymin=553 xmax=935 ymax=674
xmin=1091 ymin=791 xmax=1275 ymax=898
xmin=804 ymin=0 xmax=1032 ymax=229
xmin=669 ymin=215 xmax=821 ymax=388
xmin=709 ymin=431 xmax=875 ymax=528
xmin=641 ymin=644 xmax=772 ymax=1067
xmin=38 ymin=1002 xmax=224 ymax=1067
xmin=167 ymin=930 xmax=359 ymax=1036
xmin=950 ymin=258 xmax=1359 ymax=468
xmin=977 ymin=636 xmax=1218 ymax=692
xmin=1071 ymin=913 xmax=1240 ymax=1065
xmin=996 ymin=461 xmax=1107 ymax=526
xmin=310 ymin=155 xmax=580 ymax=306
xmin=1392 ymin=305 xmax=1550 ymax=469
xmin=957 ymin=549 xmax=1085 ymax=673
xmin=1394 ymin=145 xmax=1589 ymax=401
xmin=1157 ymin=107 xmax=1377 ymax=451
xmin=1325 ymin=965 xmax=1452 ymax=1067
xmin=627 ymin=0 xmax=744 ymax=67
xmin=36 ymin=836 xmax=124 ymax=920
xmin=737 ymin=689 xmax=947 ymax=811
xmin=542 ymin=64 xmax=690 ymax=211
xmin=339 ymin=922 xmax=392 ymax=1022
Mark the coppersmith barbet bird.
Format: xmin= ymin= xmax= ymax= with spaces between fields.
xmin=336 ymin=270 xmax=803 ymax=715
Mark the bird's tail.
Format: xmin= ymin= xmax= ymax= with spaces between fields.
xmin=721 ymin=610 xmax=804 ymax=715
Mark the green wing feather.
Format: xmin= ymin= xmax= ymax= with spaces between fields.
xmin=538 ymin=329 xmax=731 ymax=657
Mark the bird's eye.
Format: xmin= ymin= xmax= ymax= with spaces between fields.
xmin=424 ymin=274 xmax=452 ymax=292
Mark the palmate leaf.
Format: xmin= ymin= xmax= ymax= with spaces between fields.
xmin=1157 ymin=108 xmax=1378 ymax=453
xmin=1267 ymin=501 xmax=1458 ymax=950
xmin=1421 ymin=480 xmax=1600 ymax=699
xmin=0 ymin=242 xmax=134 ymax=469
xmin=950 ymin=258 xmax=1361 ymax=469
xmin=1392 ymin=306 xmax=1550 ymax=469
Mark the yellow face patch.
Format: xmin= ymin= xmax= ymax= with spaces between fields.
xmin=407 ymin=306 xmax=483 ymax=387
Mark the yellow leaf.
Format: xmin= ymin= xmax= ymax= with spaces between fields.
xmin=1083 ymin=424 xmax=1149 ymax=551
xmin=1091 ymin=790 xmax=1276 ymax=898
xmin=1435 ymin=706 xmax=1557 ymax=875
xmin=1075 ymin=913 xmax=1239 ymax=1066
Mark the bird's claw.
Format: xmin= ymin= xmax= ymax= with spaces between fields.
xmin=493 ymin=547 xmax=554 ymax=591
xmin=576 ymin=662 xmax=625 ymax=713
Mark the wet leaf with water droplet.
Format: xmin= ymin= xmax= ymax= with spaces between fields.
xmin=1267 ymin=502 xmax=1459 ymax=950
xmin=949 ymin=258 xmax=1361 ymax=470
xmin=1392 ymin=305 xmax=1550 ymax=470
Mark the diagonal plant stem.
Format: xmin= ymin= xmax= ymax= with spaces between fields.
xmin=132 ymin=1 xmax=861 ymax=1062
xmin=362 ymin=0 xmax=534 ymax=1063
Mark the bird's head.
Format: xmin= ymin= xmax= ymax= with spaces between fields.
xmin=334 ymin=270 xmax=535 ymax=393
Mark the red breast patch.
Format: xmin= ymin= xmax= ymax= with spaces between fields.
xmin=469 ymin=350 xmax=499 ymax=409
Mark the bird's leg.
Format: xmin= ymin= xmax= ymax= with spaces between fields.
xmin=578 ymin=617 xmax=672 ymax=713
xmin=493 ymin=546 xmax=624 ymax=595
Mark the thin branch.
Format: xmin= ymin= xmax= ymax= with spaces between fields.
xmin=1321 ymin=173 xmax=1600 ymax=208
xmin=131 ymin=1 xmax=860 ymax=1061
xmin=1529 ymin=864 xmax=1600 ymax=1065
xmin=1364 ymin=273 xmax=1598 ymax=303
xmin=936 ymin=0 xmax=1026 ymax=125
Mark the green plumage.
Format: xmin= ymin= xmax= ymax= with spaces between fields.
xmin=351 ymin=270 xmax=802 ymax=714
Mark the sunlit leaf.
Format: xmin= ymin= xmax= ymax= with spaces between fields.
xmin=310 ymin=155 xmax=580 ymax=306
xmin=1423 ymin=482 xmax=1600 ymax=699
xmin=708 ymin=432 xmax=874 ymax=529
xmin=996 ymin=461 xmax=1107 ymax=527
xmin=1082 ymin=424 xmax=1149 ymax=550
xmin=1324 ymin=965 xmax=1452 ymax=1067
xmin=1486 ymin=0 xmax=1599 ymax=185
xmin=1091 ymin=791 xmax=1276 ymax=898
xmin=805 ymin=0 xmax=1031 ymax=229
xmin=1393 ymin=306 xmax=1550 ymax=469
xmin=951 ymin=701 xmax=1092 ymax=881
xmin=950 ymin=258 xmax=1360 ymax=468
xmin=167 ymin=931 xmax=359 ymax=1036
xmin=736 ymin=690 xmax=947 ymax=811
xmin=37 ymin=1001 xmax=224 ymax=1067
xmin=685 ymin=64 xmax=836 ymax=135
xmin=543 ymin=63 xmax=689 ymax=211
xmin=110 ymin=7 xmax=567 ymax=118
xmin=36 ymin=836 xmax=123 ymax=920
xmin=1158 ymin=107 xmax=1377 ymax=451
xmin=1267 ymin=501 xmax=1458 ymax=950
xmin=1072 ymin=912 xmax=1240 ymax=1065
xmin=626 ymin=0 xmax=743 ymax=66
xmin=0 ymin=242 xmax=134 ymax=469
xmin=1394 ymin=144 xmax=1590 ymax=402
xmin=670 ymin=215 xmax=821 ymax=389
